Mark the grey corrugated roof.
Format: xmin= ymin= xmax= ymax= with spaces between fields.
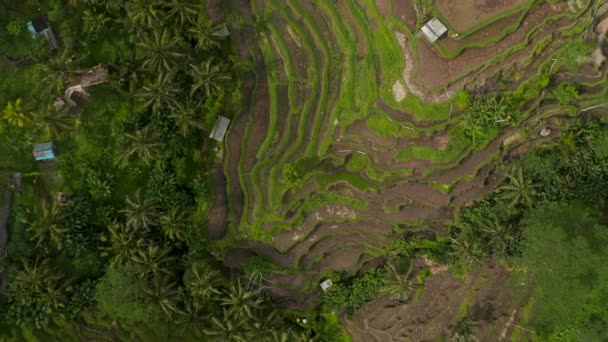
xmin=421 ymin=18 xmax=448 ymax=43
xmin=209 ymin=116 xmax=231 ymax=142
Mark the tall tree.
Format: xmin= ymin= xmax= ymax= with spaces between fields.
xmin=499 ymin=166 xmax=537 ymax=208
xmin=169 ymin=99 xmax=204 ymax=137
xmin=119 ymin=125 xmax=164 ymax=165
xmin=131 ymin=244 xmax=176 ymax=278
xmin=189 ymin=58 xmax=231 ymax=98
xmin=159 ymin=207 xmax=190 ymax=241
xmin=165 ymin=0 xmax=199 ymax=28
xmin=126 ymin=0 xmax=164 ymax=28
xmin=145 ymin=275 xmax=181 ymax=316
xmin=121 ymin=189 xmax=159 ymax=230
xmin=189 ymin=18 xmax=228 ymax=51
xmin=137 ymin=28 xmax=185 ymax=74
xmin=34 ymin=106 xmax=75 ymax=139
xmin=138 ymin=73 xmax=178 ymax=113
xmin=220 ymin=279 xmax=263 ymax=321
xmin=183 ymin=260 xmax=221 ymax=307
xmin=27 ymin=202 xmax=69 ymax=249
xmin=2 ymin=98 xmax=32 ymax=127
xmin=107 ymin=223 xmax=145 ymax=264
xmin=379 ymin=262 xmax=417 ymax=303
xmin=204 ymin=309 xmax=250 ymax=342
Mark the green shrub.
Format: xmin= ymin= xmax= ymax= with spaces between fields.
xmin=323 ymin=269 xmax=386 ymax=310
xmin=551 ymin=83 xmax=579 ymax=105
xmin=454 ymin=91 xmax=471 ymax=110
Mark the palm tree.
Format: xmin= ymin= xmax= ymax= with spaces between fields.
xmin=169 ymin=100 xmax=204 ymax=137
xmin=82 ymin=9 xmax=110 ymax=38
xmin=204 ymin=309 xmax=250 ymax=342
xmin=132 ymin=245 xmax=176 ymax=278
xmin=146 ymin=275 xmax=181 ymax=316
xmin=160 ymin=207 xmax=190 ymax=241
xmin=34 ymin=50 xmax=79 ymax=96
xmin=126 ymin=0 xmax=165 ymax=28
xmin=165 ymin=0 xmax=200 ymax=28
xmin=220 ymin=279 xmax=263 ymax=321
xmin=2 ymin=98 xmax=32 ymax=127
xmin=449 ymin=235 xmax=485 ymax=266
xmin=499 ymin=167 xmax=537 ymax=208
xmin=189 ymin=58 xmax=231 ymax=98
xmin=122 ymin=189 xmax=159 ymax=230
xmin=119 ymin=125 xmax=164 ymax=165
xmin=190 ymin=19 xmax=229 ymax=51
xmin=34 ymin=106 xmax=75 ymax=139
xmin=11 ymin=258 xmax=63 ymax=294
xmin=183 ymin=261 xmax=221 ymax=307
xmin=379 ymin=261 xmax=418 ymax=302
xmin=175 ymin=300 xmax=207 ymax=337
xmin=108 ymin=223 xmax=145 ymax=264
xmin=138 ymin=73 xmax=178 ymax=113
xmin=137 ymin=28 xmax=185 ymax=73
xmin=27 ymin=203 xmax=69 ymax=249
xmin=480 ymin=216 xmax=515 ymax=258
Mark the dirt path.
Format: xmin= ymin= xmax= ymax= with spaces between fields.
xmin=207 ymin=166 xmax=228 ymax=240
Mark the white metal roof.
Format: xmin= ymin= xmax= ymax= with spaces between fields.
xmin=421 ymin=18 xmax=448 ymax=43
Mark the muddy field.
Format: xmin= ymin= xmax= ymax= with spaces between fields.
xmin=345 ymin=260 xmax=528 ymax=341
xmin=435 ymin=0 xmax=530 ymax=32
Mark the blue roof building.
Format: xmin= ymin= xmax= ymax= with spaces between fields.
xmin=27 ymin=16 xmax=59 ymax=50
xmin=33 ymin=142 xmax=56 ymax=161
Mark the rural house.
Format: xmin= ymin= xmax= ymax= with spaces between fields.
xmin=421 ymin=18 xmax=448 ymax=44
xmin=63 ymin=65 xmax=109 ymax=107
xmin=210 ymin=115 xmax=231 ymax=142
xmin=27 ymin=16 xmax=59 ymax=50
xmin=33 ymin=142 xmax=56 ymax=161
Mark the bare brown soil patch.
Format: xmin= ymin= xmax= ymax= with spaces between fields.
xmin=207 ymin=166 xmax=228 ymax=240
xmin=392 ymin=0 xmax=417 ymax=31
xmin=345 ymin=260 xmax=520 ymax=341
xmin=415 ymin=3 xmax=569 ymax=89
xmin=435 ymin=0 xmax=529 ymax=33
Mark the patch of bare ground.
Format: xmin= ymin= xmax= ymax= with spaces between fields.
xmin=376 ymin=0 xmax=390 ymax=18
xmin=345 ymin=260 xmax=521 ymax=341
xmin=392 ymin=0 xmax=418 ymax=31
xmin=439 ymin=11 xmax=522 ymax=53
xmin=435 ymin=0 xmax=529 ymax=33
xmin=415 ymin=3 xmax=569 ymax=90
xmin=207 ymin=166 xmax=228 ymax=240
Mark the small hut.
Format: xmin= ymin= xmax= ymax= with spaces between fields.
xmin=64 ymin=86 xmax=89 ymax=107
xmin=33 ymin=142 xmax=56 ymax=161
xmin=209 ymin=116 xmax=231 ymax=142
xmin=320 ymin=279 xmax=333 ymax=293
xmin=421 ymin=18 xmax=448 ymax=44
xmin=27 ymin=16 xmax=59 ymax=50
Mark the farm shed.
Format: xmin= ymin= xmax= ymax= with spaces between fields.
xmin=64 ymin=85 xmax=89 ymax=107
xmin=33 ymin=142 xmax=56 ymax=161
xmin=27 ymin=16 xmax=59 ymax=50
xmin=421 ymin=18 xmax=448 ymax=44
xmin=210 ymin=115 xmax=231 ymax=142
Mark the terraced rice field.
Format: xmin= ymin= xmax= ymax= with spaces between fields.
xmin=211 ymin=0 xmax=608 ymax=311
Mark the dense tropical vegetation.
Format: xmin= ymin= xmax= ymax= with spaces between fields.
xmin=0 ymin=0 xmax=332 ymax=340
